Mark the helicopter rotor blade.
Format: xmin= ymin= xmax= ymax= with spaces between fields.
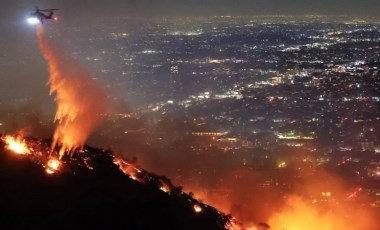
xmin=39 ymin=9 xmax=59 ymax=12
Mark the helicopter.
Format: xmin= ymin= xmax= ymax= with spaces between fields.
xmin=27 ymin=7 xmax=59 ymax=24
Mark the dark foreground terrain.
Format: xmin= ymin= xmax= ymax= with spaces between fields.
xmin=0 ymin=138 xmax=230 ymax=230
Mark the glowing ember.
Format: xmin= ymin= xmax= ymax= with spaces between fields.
xmin=159 ymin=180 xmax=171 ymax=193
xmin=193 ymin=204 xmax=203 ymax=213
xmin=113 ymin=157 xmax=142 ymax=182
xmin=160 ymin=185 xmax=170 ymax=193
xmin=2 ymin=135 xmax=29 ymax=155
xmin=346 ymin=187 xmax=363 ymax=200
xmin=46 ymin=169 xmax=54 ymax=174
xmin=225 ymin=217 xmax=239 ymax=230
xmin=45 ymin=159 xmax=61 ymax=174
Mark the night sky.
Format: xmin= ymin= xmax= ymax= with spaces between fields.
xmin=1 ymin=0 xmax=380 ymax=22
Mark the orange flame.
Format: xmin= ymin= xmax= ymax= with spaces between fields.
xmin=179 ymin=167 xmax=378 ymax=230
xmin=193 ymin=204 xmax=203 ymax=213
xmin=45 ymin=158 xmax=61 ymax=174
xmin=2 ymin=135 xmax=29 ymax=155
xmin=160 ymin=184 xmax=171 ymax=193
xmin=36 ymin=26 xmax=107 ymax=158
xmin=267 ymin=196 xmax=376 ymax=230
xmin=113 ymin=157 xmax=143 ymax=182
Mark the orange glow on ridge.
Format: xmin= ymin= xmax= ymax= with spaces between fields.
xmin=2 ymin=135 xmax=29 ymax=155
xmin=193 ymin=204 xmax=203 ymax=213
xmin=45 ymin=158 xmax=61 ymax=174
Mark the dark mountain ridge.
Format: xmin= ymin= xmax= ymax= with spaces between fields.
xmin=0 ymin=136 xmax=232 ymax=230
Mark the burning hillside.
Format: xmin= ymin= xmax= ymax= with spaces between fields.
xmin=0 ymin=25 xmax=239 ymax=230
xmin=0 ymin=134 xmax=234 ymax=229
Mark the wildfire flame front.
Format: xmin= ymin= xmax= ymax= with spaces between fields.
xmin=36 ymin=26 xmax=107 ymax=159
xmin=2 ymin=135 xmax=30 ymax=155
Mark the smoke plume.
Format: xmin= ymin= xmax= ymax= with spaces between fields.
xmin=36 ymin=26 xmax=107 ymax=158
